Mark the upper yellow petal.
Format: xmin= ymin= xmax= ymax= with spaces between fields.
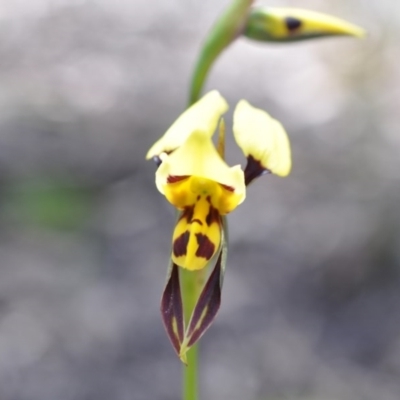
xmin=156 ymin=130 xmax=246 ymax=208
xmin=233 ymin=100 xmax=291 ymax=177
xmin=146 ymin=91 xmax=228 ymax=160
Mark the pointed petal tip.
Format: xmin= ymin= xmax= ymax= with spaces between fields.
xmin=179 ymin=348 xmax=188 ymax=365
xmin=333 ymin=22 xmax=366 ymax=39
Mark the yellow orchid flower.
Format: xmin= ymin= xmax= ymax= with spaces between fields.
xmin=156 ymin=131 xmax=245 ymax=270
xmin=148 ymin=91 xmax=292 ymax=270
xmin=148 ymin=90 xmax=292 ymax=358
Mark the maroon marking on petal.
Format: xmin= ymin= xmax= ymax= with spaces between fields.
xmin=179 ymin=206 xmax=194 ymax=223
xmin=167 ymin=175 xmax=189 ymax=183
xmin=186 ymin=252 xmax=222 ymax=347
xmin=161 ymin=263 xmax=184 ymax=355
xmin=173 ymin=231 xmax=190 ymax=257
xmin=195 ymin=233 xmax=215 ymax=260
xmin=205 ymin=205 xmax=221 ymax=227
xmin=178 ymin=206 xmax=205 ymax=227
xmin=220 ymin=184 xmax=234 ymax=192
xmin=244 ymin=155 xmax=271 ymax=186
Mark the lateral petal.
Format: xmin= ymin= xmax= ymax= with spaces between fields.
xmin=233 ymin=99 xmax=291 ymax=178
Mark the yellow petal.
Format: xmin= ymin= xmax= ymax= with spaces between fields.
xmin=244 ymin=7 xmax=366 ymax=42
xmin=233 ymin=100 xmax=291 ymax=177
xmin=156 ymin=130 xmax=246 ymax=206
xmin=146 ymin=91 xmax=228 ymax=160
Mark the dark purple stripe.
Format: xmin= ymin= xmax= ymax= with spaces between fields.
xmin=160 ymin=263 xmax=184 ymax=355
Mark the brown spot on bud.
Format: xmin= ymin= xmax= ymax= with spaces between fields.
xmin=285 ymin=17 xmax=302 ymax=33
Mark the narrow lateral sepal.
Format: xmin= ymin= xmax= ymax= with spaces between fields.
xmin=160 ymin=262 xmax=185 ymax=357
xmin=187 ymin=252 xmax=222 ymax=348
xmin=179 ymin=252 xmax=222 ymax=360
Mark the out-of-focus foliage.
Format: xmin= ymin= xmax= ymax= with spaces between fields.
xmin=2 ymin=180 xmax=96 ymax=229
xmin=0 ymin=1 xmax=399 ymax=400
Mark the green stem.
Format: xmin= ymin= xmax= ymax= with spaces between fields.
xmin=188 ymin=0 xmax=254 ymax=105
xmin=183 ymin=343 xmax=198 ymax=400
xmin=182 ymin=0 xmax=240 ymax=384
xmin=180 ymin=268 xmax=206 ymax=400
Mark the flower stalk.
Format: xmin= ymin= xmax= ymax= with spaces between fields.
xmin=189 ymin=0 xmax=254 ymax=105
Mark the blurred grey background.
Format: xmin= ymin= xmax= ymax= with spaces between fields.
xmin=0 ymin=0 xmax=399 ymax=399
